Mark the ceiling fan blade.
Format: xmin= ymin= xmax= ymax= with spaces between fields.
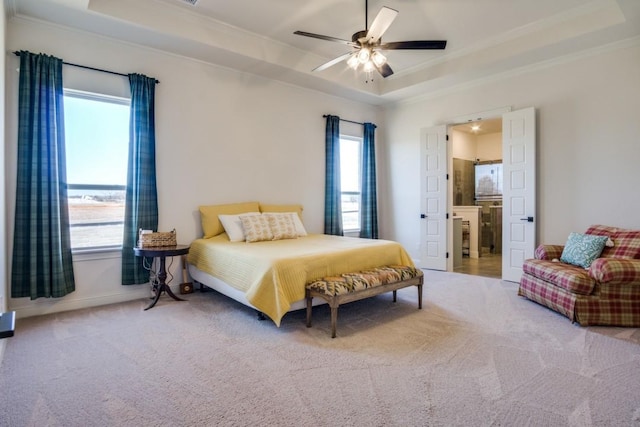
xmin=374 ymin=62 xmax=394 ymax=78
xmin=365 ymin=6 xmax=398 ymax=44
xmin=294 ymin=31 xmax=358 ymax=47
xmin=312 ymin=52 xmax=354 ymax=72
xmin=380 ymin=40 xmax=447 ymax=50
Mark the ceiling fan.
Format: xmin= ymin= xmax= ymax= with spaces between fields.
xmin=294 ymin=0 xmax=447 ymax=79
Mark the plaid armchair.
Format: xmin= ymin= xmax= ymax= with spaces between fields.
xmin=518 ymin=225 xmax=640 ymax=327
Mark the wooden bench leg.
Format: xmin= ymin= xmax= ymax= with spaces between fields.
xmin=330 ymin=301 xmax=339 ymax=338
xmin=306 ymin=270 xmax=424 ymax=338
xmin=306 ymin=291 xmax=312 ymax=328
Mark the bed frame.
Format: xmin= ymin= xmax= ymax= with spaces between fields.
xmin=188 ymin=264 xmax=327 ymax=320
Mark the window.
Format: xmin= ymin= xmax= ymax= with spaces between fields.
xmin=474 ymin=162 xmax=503 ymax=201
xmin=339 ymin=136 xmax=362 ymax=232
xmin=64 ymin=90 xmax=130 ymax=250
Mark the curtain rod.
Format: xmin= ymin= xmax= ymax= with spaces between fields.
xmin=323 ymin=115 xmax=364 ymax=126
xmin=13 ymin=51 xmax=160 ymax=84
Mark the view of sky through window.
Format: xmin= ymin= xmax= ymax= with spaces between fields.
xmin=340 ymin=138 xmax=360 ymax=193
xmin=64 ymin=94 xmax=129 ymax=185
xmin=64 ymin=92 xmax=130 ymax=249
xmin=340 ymin=137 xmax=362 ymax=231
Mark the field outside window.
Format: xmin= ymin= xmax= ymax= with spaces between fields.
xmin=64 ymin=90 xmax=130 ymax=250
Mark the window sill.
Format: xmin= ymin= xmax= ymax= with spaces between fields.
xmin=72 ymin=247 xmax=122 ymax=262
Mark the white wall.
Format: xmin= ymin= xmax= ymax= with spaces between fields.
xmin=0 ymin=2 xmax=6 ymax=313
xmin=452 ymin=130 xmax=501 ymax=161
xmin=476 ymin=133 xmax=501 ymax=161
xmin=383 ymin=40 xmax=640 ymax=261
xmin=451 ymin=129 xmax=476 ymax=160
xmin=0 ymin=0 xmax=7 ymax=360
xmin=5 ymin=17 xmax=381 ymax=317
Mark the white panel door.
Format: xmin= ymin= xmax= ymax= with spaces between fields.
xmin=420 ymin=125 xmax=448 ymax=270
xmin=502 ymin=107 xmax=536 ymax=282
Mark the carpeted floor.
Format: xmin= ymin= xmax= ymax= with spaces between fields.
xmin=1 ymin=270 xmax=639 ymax=426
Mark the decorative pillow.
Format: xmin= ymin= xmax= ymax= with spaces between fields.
xmin=264 ymin=212 xmax=307 ymax=237
xmin=560 ymin=232 xmax=609 ymax=268
xmin=259 ymin=204 xmax=304 ymax=221
xmin=586 ymin=224 xmax=640 ymax=259
xmin=264 ymin=213 xmax=298 ymax=240
xmin=239 ymin=214 xmax=273 ymax=243
xmin=218 ymin=212 xmax=261 ymax=242
xmin=610 ymin=229 xmax=640 ymax=259
xmin=289 ymin=213 xmax=308 ymax=237
xmin=199 ymin=201 xmax=260 ymax=238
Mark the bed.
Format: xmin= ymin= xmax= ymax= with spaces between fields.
xmin=187 ymin=202 xmax=416 ymax=326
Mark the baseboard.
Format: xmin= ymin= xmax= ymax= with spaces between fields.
xmin=0 ymin=340 xmax=7 ymax=365
xmin=10 ymin=287 xmax=154 ymax=319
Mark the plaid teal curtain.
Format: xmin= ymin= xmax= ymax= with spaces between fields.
xmin=324 ymin=115 xmax=343 ymax=236
xmin=359 ymin=123 xmax=378 ymax=238
xmin=11 ymin=51 xmax=76 ymax=299
xmin=121 ymin=73 xmax=158 ymax=285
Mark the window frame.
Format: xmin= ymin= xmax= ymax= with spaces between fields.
xmin=63 ymin=89 xmax=130 ymax=253
xmin=339 ymin=135 xmax=363 ymax=233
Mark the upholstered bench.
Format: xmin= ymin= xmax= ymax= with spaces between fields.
xmin=305 ymin=265 xmax=424 ymax=338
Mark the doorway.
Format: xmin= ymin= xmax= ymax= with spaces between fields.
xmin=450 ymin=118 xmax=503 ymax=279
xmin=418 ymin=107 xmax=536 ymax=281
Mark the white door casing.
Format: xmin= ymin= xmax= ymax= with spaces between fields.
xmin=419 ymin=125 xmax=448 ymax=270
xmin=502 ymin=107 xmax=536 ymax=282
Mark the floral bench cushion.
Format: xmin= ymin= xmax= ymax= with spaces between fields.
xmin=306 ymin=265 xmax=423 ymax=297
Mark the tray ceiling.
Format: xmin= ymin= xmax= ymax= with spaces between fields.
xmin=9 ymin=0 xmax=640 ymax=105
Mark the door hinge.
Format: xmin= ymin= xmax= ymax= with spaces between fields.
xmin=446 ymin=252 xmax=449 ymax=259
xmin=446 ymin=134 xmax=449 ymax=141
xmin=446 ymin=213 xmax=449 ymax=219
xmin=446 ymin=173 xmax=449 ymax=180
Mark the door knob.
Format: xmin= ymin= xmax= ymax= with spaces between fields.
xmin=520 ymin=216 xmax=534 ymax=222
xmin=420 ymin=214 xmax=427 ymax=219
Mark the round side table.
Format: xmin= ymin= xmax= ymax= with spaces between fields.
xmin=134 ymin=244 xmax=190 ymax=310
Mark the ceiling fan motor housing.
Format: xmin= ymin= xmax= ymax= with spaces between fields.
xmin=352 ymin=30 xmax=380 ymax=47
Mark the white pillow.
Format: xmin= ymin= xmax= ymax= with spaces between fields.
xmin=264 ymin=212 xmax=307 ymax=237
xmin=218 ymin=212 xmax=260 ymax=242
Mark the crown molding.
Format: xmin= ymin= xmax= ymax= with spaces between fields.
xmin=391 ymin=34 xmax=640 ymax=108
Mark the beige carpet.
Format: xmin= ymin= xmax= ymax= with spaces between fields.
xmin=1 ymin=270 xmax=639 ymax=426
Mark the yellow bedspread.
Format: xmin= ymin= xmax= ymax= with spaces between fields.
xmin=187 ymin=233 xmax=415 ymax=326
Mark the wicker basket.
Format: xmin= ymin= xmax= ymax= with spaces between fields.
xmin=138 ymin=229 xmax=177 ymax=248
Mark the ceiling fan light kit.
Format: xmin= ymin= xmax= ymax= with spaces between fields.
xmin=294 ymin=0 xmax=447 ymax=82
xmin=357 ymin=48 xmax=370 ymax=64
xmin=371 ymin=51 xmax=386 ymax=67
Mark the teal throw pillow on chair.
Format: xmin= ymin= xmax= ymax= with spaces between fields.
xmin=560 ymin=232 xmax=608 ymax=269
